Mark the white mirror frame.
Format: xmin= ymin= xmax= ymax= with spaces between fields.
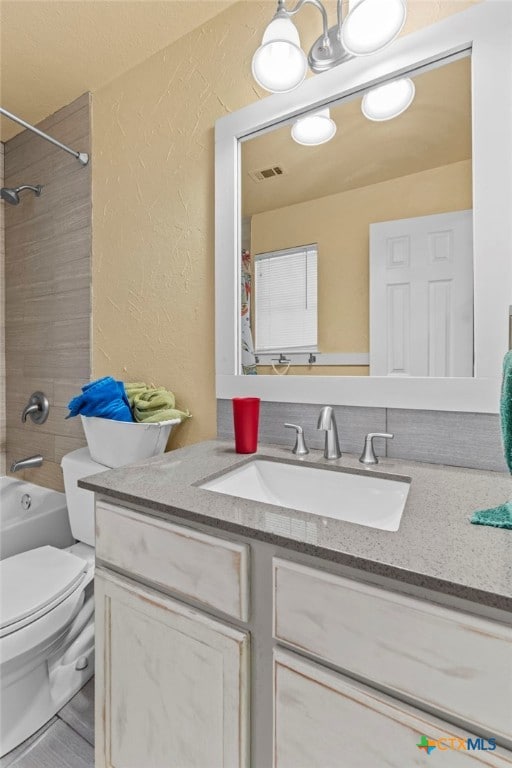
xmin=215 ymin=1 xmax=512 ymax=414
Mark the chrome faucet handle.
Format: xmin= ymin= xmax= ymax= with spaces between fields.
xmin=22 ymin=404 xmax=39 ymax=421
xmin=284 ymin=423 xmax=309 ymax=455
xmin=359 ymin=432 xmax=394 ymax=465
xmin=21 ymin=391 xmax=49 ymax=425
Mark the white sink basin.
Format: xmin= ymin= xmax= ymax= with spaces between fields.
xmin=200 ymin=459 xmax=410 ymax=532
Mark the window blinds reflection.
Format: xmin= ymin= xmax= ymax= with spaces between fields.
xmin=254 ymin=245 xmax=318 ymax=352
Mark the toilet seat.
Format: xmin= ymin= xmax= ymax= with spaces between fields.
xmin=0 ymin=546 xmax=88 ymax=638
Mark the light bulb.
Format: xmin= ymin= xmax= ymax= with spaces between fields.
xmin=252 ymin=16 xmax=308 ymax=93
xmin=291 ymin=108 xmax=337 ymax=146
xmin=361 ymin=78 xmax=415 ymax=121
xmin=341 ymin=0 xmax=407 ymax=56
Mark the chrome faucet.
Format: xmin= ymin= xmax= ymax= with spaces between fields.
xmin=317 ymin=406 xmax=341 ymax=459
xmin=10 ymin=455 xmax=43 ymax=473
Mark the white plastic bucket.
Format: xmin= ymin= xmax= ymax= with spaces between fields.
xmin=80 ymin=416 xmax=180 ymax=468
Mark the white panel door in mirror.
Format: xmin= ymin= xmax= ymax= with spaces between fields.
xmin=370 ymin=210 xmax=473 ymax=377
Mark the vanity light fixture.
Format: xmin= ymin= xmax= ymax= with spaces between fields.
xmin=252 ymin=15 xmax=308 ymax=93
xmin=361 ymin=77 xmax=415 ymax=121
xmin=291 ymin=107 xmax=337 ymax=145
xmin=341 ymin=0 xmax=407 ymax=56
xmin=252 ymin=0 xmax=407 ymax=94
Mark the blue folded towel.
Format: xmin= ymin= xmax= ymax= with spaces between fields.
xmin=67 ymin=377 xmax=134 ymax=422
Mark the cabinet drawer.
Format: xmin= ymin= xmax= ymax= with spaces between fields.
xmin=274 ymin=649 xmax=512 ymax=768
xmin=96 ymin=501 xmax=249 ymax=620
xmin=273 ymin=559 xmax=512 ymax=739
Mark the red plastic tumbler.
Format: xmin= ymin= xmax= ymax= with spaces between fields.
xmin=232 ymin=397 xmax=260 ymax=454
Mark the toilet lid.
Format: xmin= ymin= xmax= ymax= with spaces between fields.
xmin=0 ymin=546 xmax=88 ymax=632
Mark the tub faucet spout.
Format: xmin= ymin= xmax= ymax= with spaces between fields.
xmin=10 ymin=455 xmax=43 ymax=473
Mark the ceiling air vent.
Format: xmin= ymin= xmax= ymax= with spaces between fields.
xmin=248 ymin=165 xmax=287 ymax=183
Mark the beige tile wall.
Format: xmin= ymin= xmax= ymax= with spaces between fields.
xmin=4 ymin=94 xmax=91 ymax=491
xmin=0 ymin=142 xmax=5 ymax=475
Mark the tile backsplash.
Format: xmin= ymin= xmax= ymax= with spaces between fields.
xmin=217 ymin=399 xmax=506 ymax=473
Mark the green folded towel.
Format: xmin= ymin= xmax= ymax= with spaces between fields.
xmin=471 ymin=502 xmax=512 ymax=530
xmin=124 ymin=382 xmax=148 ymax=403
xmin=125 ymin=382 xmax=190 ymax=424
xmin=471 ymin=351 xmax=512 ymax=529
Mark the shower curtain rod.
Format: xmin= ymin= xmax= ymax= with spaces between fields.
xmin=0 ymin=107 xmax=89 ymax=166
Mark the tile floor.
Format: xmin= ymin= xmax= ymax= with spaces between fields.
xmin=0 ymin=678 xmax=94 ymax=768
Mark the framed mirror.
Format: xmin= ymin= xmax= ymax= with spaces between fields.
xmin=215 ymin=2 xmax=512 ymax=413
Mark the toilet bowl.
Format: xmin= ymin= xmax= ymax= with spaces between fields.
xmin=0 ymin=448 xmax=105 ymax=757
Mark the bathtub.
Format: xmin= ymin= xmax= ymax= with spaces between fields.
xmin=0 ymin=477 xmax=74 ymax=560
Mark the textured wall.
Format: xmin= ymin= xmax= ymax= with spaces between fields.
xmin=92 ymin=2 xmax=274 ymax=449
xmin=0 ymin=142 xmax=5 ymax=475
xmin=251 ymin=160 xmax=472 ymax=374
xmin=0 ymin=1 xmax=236 ymax=142
xmin=4 ymin=95 xmax=91 ymax=490
xmin=92 ymin=0 xmax=481 ymax=450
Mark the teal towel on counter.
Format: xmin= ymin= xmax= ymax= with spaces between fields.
xmin=500 ymin=350 xmax=512 ymax=473
xmin=471 ymin=501 xmax=512 ymax=530
xmin=471 ymin=351 xmax=512 ymax=529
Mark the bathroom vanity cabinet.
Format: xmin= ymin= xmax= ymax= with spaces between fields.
xmin=94 ymin=501 xmax=250 ymax=767
xmin=95 ymin=571 xmax=249 ymax=768
xmin=94 ymin=498 xmax=512 ymax=768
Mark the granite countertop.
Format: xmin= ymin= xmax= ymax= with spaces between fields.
xmin=80 ymin=440 xmax=512 ymax=610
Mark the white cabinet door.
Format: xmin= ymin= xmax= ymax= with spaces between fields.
xmin=370 ymin=210 xmax=473 ymax=377
xmin=274 ymin=650 xmax=512 ymax=768
xmin=95 ymin=569 xmax=249 ymax=768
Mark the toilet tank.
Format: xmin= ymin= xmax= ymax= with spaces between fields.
xmin=61 ymin=447 xmax=105 ymax=547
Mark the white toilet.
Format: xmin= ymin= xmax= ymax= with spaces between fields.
xmin=0 ymin=448 xmax=105 ymax=757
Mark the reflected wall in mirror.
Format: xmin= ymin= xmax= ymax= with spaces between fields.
xmin=240 ymin=55 xmax=473 ymax=377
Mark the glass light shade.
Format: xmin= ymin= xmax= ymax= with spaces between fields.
xmin=261 ymin=17 xmax=301 ymax=46
xmin=291 ymin=108 xmax=337 ymax=146
xmin=341 ymin=0 xmax=407 ymax=56
xmin=252 ymin=17 xmax=307 ymax=93
xmin=361 ymin=78 xmax=415 ymax=121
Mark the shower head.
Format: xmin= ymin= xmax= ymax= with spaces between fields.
xmin=0 ymin=187 xmax=20 ymax=205
xmin=0 ymin=184 xmax=43 ymax=205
